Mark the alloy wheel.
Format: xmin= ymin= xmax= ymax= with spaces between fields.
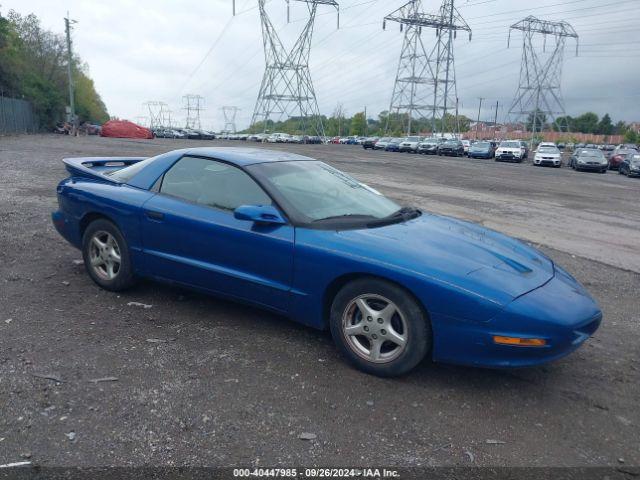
xmin=88 ymin=231 xmax=121 ymax=280
xmin=341 ymin=294 xmax=408 ymax=364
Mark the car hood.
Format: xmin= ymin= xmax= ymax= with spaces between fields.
xmin=317 ymin=213 xmax=554 ymax=306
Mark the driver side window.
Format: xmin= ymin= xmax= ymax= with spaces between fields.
xmin=160 ymin=156 xmax=272 ymax=211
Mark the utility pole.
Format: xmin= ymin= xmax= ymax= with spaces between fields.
xmin=364 ymin=106 xmax=367 ymax=137
xmin=493 ymin=100 xmax=499 ymax=139
xmin=64 ymin=13 xmax=77 ymax=136
xmin=475 ymin=97 xmax=484 ymax=140
xmin=455 ymin=97 xmax=460 ymax=137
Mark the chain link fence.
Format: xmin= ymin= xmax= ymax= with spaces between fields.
xmin=0 ymin=95 xmax=39 ymax=134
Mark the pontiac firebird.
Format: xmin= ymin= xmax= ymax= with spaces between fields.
xmin=52 ymin=148 xmax=602 ymax=376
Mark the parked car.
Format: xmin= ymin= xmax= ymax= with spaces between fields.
xmin=374 ymin=137 xmax=392 ymax=150
xmin=417 ymin=137 xmax=444 ymax=155
xmin=461 ymin=139 xmax=472 ymax=156
xmin=197 ymin=130 xmax=216 ymax=140
xmin=569 ymin=148 xmax=608 ymax=173
xmin=437 ymin=140 xmax=464 ymax=157
xmin=519 ymin=140 xmax=530 ymax=159
xmin=385 ymin=138 xmax=403 ymax=152
xmin=399 ymin=136 xmax=423 ymax=153
xmin=609 ymin=148 xmax=638 ymax=170
xmin=362 ymin=137 xmax=379 ymax=150
xmin=307 ymin=136 xmax=323 ymax=144
xmin=533 ymin=145 xmax=562 ymax=168
xmin=184 ymin=129 xmax=202 ymax=140
xmin=495 ymin=141 xmax=526 ymax=162
xmin=169 ymin=129 xmax=186 ymax=139
xmin=52 ymin=147 xmax=601 ymax=377
xmin=467 ymin=141 xmax=495 ymax=159
xmin=618 ymin=153 xmax=640 ymax=177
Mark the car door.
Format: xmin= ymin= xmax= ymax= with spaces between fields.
xmin=140 ymin=155 xmax=294 ymax=313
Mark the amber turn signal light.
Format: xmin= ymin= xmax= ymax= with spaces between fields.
xmin=493 ymin=336 xmax=546 ymax=347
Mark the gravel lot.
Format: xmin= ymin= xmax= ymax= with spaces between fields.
xmin=0 ymin=135 xmax=638 ymax=469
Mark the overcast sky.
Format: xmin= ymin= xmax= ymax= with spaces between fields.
xmin=2 ymin=0 xmax=639 ymax=130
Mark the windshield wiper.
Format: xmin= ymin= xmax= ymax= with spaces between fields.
xmin=312 ymin=213 xmax=376 ymax=223
xmin=366 ymin=206 xmax=421 ymax=228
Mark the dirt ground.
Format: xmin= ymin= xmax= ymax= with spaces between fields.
xmin=0 ymin=135 xmax=638 ymax=469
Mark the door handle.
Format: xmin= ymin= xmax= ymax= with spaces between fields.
xmin=145 ymin=210 xmax=164 ymax=221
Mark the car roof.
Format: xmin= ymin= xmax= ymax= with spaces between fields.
xmin=126 ymin=147 xmax=314 ymax=190
xmin=183 ymin=147 xmax=314 ymax=166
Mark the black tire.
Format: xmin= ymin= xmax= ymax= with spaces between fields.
xmin=82 ymin=218 xmax=136 ymax=292
xmin=329 ymin=278 xmax=431 ymax=377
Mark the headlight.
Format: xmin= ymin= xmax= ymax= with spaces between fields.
xmin=578 ymin=159 xmax=586 ymax=164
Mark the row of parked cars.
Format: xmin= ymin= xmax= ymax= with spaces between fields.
xmin=355 ymin=136 xmax=640 ymax=177
xmin=152 ymin=127 xmax=216 ymax=140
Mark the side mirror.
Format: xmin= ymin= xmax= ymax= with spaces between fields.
xmin=234 ymin=205 xmax=287 ymax=225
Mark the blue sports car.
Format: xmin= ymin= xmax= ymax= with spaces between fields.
xmin=52 ymin=148 xmax=602 ymax=376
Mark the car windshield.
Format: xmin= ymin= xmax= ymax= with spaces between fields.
xmin=424 ymin=138 xmax=439 ymax=143
xmin=538 ymin=147 xmax=559 ymax=153
xmin=379 ymin=137 xmax=390 ymax=142
xmin=444 ymin=141 xmax=458 ymax=146
xmin=248 ymin=161 xmax=401 ymax=224
xmin=579 ymin=150 xmax=605 ymax=158
xmin=474 ymin=142 xmax=490 ymax=148
xmin=500 ymin=141 xmax=520 ymax=148
xmin=405 ymin=136 xmax=421 ymax=142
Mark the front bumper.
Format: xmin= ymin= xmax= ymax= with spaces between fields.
xmin=418 ymin=146 xmax=438 ymax=154
xmin=469 ymin=152 xmax=493 ymax=158
xmin=496 ymin=153 xmax=521 ymax=161
xmin=399 ymin=145 xmax=418 ymax=152
xmin=431 ymin=265 xmax=602 ymax=368
xmin=534 ymin=158 xmax=561 ymax=166
xmin=576 ymin=163 xmax=607 ymax=171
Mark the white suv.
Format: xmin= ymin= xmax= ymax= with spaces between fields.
xmin=495 ymin=141 xmax=526 ymax=163
xmin=399 ymin=136 xmax=423 ymax=153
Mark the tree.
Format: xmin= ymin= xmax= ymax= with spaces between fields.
xmin=349 ymin=112 xmax=366 ymax=136
xmin=573 ymin=112 xmax=599 ymax=134
xmin=623 ymin=129 xmax=638 ymax=144
xmin=597 ymin=113 xmax=613 ymax=135
xmin=0 ymin=8 xmax=108 ymax=128
xmin=526 ymin=109 xmax=547 ymax=132
xmin=553 ymin=115 xmax=573 ymax=132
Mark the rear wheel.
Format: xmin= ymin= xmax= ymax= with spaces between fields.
xmin=330 ymin=278 xmax=431 ymax=377
xmin=82 ymin=219 xmax=135 ymax=292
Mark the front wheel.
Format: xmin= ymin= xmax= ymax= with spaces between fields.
xmin=82 ymin=219 xmax=136 ymax=292
xmin=330 ymin=278 xmax=431 ymax=377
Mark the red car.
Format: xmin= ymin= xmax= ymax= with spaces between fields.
xmin=609 ymin=148 xmax=638 ymax=170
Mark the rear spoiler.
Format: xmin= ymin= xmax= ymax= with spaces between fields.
xmin=62 ymin=157 xmax=146 ymax=183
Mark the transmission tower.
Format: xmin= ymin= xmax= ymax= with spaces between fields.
xmin=508 ymin=16 xmax=578 ymax=135
xmin=247 ymin=0 xmax=339 ymax=137
xmin=183 ymin=94 xmax=204 ymax=129
xmin=384 ymin=0 xmax=471 ymax=136
xmin=222 ymin=106 xmax=240 ymax=133
xmin=134 ymin=116 xmax=149 ymax=127
xmin=144 ymin=101 xmax=169 ymax=128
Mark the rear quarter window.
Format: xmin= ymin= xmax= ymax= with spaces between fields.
xmin=109 ymin=157 xmax=156 ymax=183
